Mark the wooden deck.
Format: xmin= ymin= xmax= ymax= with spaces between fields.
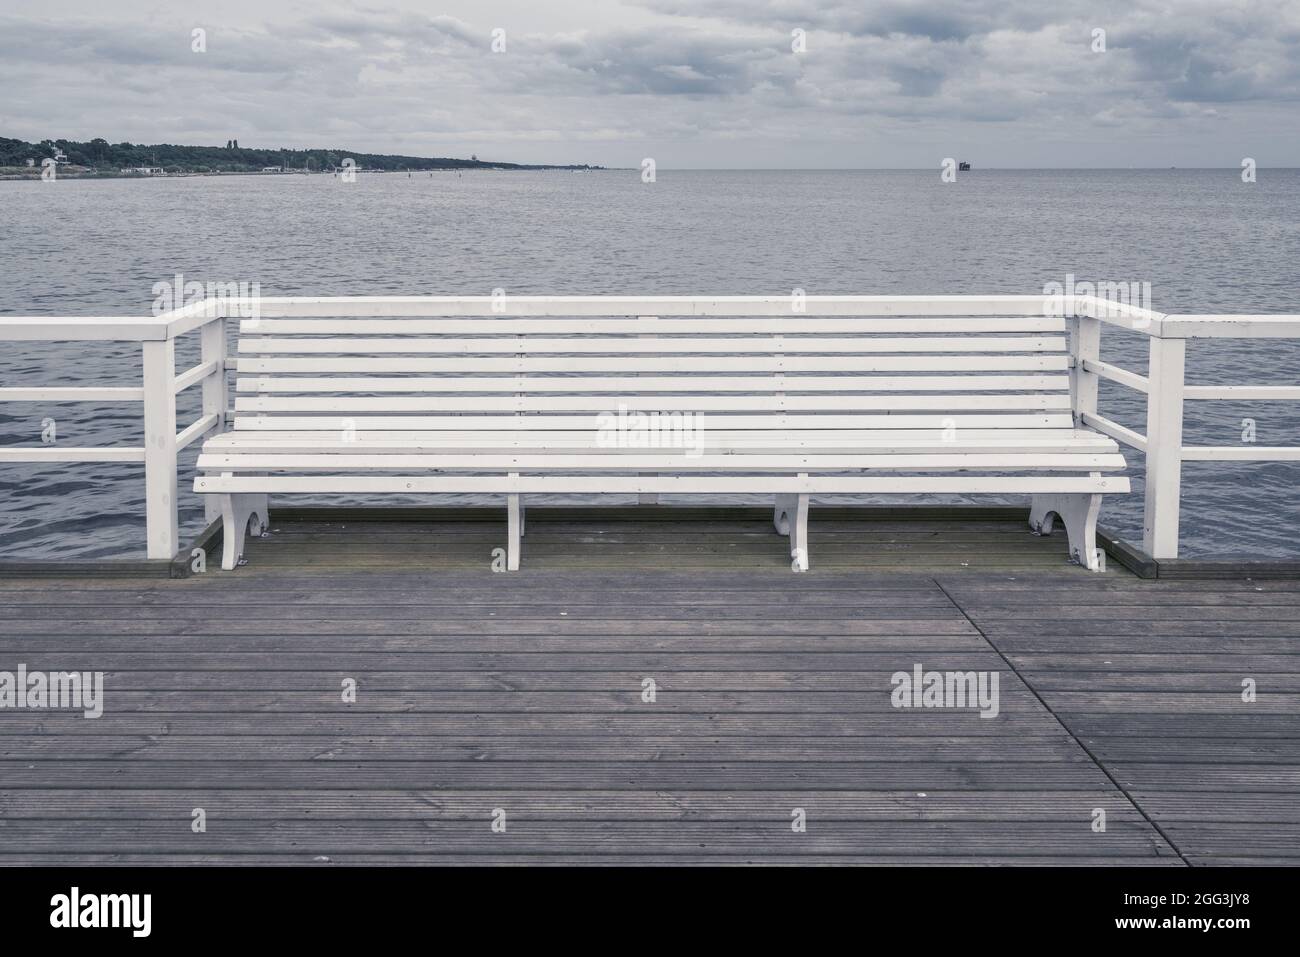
xmin=0 ymin=513 xmax=1296 ymax=865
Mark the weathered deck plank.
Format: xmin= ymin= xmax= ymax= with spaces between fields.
xmin=0 ymin=517 xmax=1293 ymax=865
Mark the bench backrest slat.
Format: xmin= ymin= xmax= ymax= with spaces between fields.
xmin=233 ymin=413 xmax=1076 ymax=431
xmin=239 ymin=335 xmax=1065 ymax=355
xmin=237 ymin=355 xmax=1066 ymax=374
xmin=240 ymin=317 xmax=1067 ymax=335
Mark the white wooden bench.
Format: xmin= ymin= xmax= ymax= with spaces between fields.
xmin=194 ymin=304 xmax=1129 ymax=572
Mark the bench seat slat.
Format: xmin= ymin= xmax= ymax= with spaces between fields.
xmin=204 ymin=428 xmax=1115 ymax=451
xmin=203 ymin=443 xmax=1116 ymax=456
xmin=195 ymin=474 xmax=1129 ymax=494
xmin=195 ymin=451 xmax=1127 ymax=472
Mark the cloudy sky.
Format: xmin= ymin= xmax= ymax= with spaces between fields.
xmin=2 ymin=0 xmax=1298 ymax=167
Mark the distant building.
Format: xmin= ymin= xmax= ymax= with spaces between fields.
xmin=51 ymin=148 xmax=69 ymax=165
xmin=121 ymin=167 xmax=165 ymax=175
xmin=25 ymin=158 xmax=34 ymax=167
xmin=262 ymin=166 xmax=283 ymax=172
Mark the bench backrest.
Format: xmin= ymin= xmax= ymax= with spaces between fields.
xmin=232 ymin=314 xmax=1073 ymax=435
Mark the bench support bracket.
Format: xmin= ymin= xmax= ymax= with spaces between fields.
xmin=219 ymin=493 xmax=268 ymax=571
xmin=1029 ymin=493 xmax=1104 ymax=571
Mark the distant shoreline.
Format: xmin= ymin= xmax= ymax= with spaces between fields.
xmin=0 ymin=166 xmax=606 ymax=181
xmin=0 ymin=135 xmax=604 ymax=179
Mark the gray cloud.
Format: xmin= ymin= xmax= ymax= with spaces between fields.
xmin=637 ymin=0 xmax=1074 ymax=40
xmin=535 ymin=30 xmax=798 ymax=96
xmin=0 ymin=1 xmax=1297 ymax=167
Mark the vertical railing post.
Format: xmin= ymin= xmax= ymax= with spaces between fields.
xmin=142 ymin=338 xmax=178 ymax=559
xmin=199 ymin=315 xmax=228 ymax=524
xmin=1069 ymin=312 xmax=1101 ymax=427
xmin=1143 ymin=336 xmax=1186 ymax=558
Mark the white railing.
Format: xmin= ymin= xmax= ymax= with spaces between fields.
xmin=0 ymin=299 xmax=228 ymax=559
xmin=2 ymin=294 xmax=1298 ymax=561
xmin=1066 ymin=299 xmax=1300 ymax=559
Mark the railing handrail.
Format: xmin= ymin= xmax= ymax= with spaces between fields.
xmin=0 ymin=316 xmax=177 ymax=341
xmin=1155 ymin=315 xmax=1300 ymax=338
xmin=4 ymin=295 xmax=1298 ymax=336
xmin=0 ymin=299 xmax=222 ymax=341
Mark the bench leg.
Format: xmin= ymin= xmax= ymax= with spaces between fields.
xmin=774 ymin=494 xmax=798 ymax=536
xmin=507 ymin=493 xmax=522 ymax=571
xmin=790 ymin=494 xmax=810 ymax=572
xmin=1029 ymin=493 xmax=1104 ymax=571
xmin=219 ymin=493 xmax=269 ymax=571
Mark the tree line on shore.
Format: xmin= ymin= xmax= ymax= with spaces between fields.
xmin=0 ymin=136 xmax=598 ymax=172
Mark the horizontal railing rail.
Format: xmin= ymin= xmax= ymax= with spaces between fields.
xmin=1 ymin=295 xmax=1296 ymax=562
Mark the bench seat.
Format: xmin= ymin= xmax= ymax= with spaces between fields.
xmin=194 ymin=308 xmax=1130 ymax=572
xmin=195 ymin=428 xmax=1127 ymax=572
